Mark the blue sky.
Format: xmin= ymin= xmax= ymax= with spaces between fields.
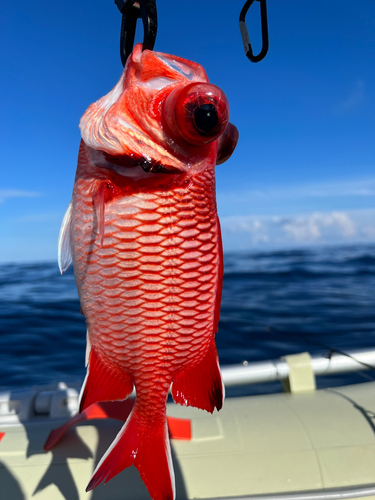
xmin=1 ymin=0 xmax=374 ymax=261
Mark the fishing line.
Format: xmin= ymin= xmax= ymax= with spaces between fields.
xmin=264 ymin=325 xmax=375 ymax=375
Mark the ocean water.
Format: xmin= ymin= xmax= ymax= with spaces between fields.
xmin=1 ymin=244 xmax=375 ymax=394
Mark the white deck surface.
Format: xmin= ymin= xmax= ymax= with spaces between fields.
xmin=1 ymin=380 xmax=375 ymax=499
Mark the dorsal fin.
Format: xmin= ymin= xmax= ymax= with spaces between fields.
xmin=58 ymin=200 xmax=73 ymax=274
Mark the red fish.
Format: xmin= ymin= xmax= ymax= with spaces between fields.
xmin=58 ymin=44 xmax=238 ymax=500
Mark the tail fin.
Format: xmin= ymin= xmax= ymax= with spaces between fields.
xmin=86 ymin=407 xmax=175 ymax=500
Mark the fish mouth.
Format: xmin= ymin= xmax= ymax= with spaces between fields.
xmin=136 ymin=159 xmax=183 ymax=175
xmin=90 ymin=148 xmax=184 ymax=178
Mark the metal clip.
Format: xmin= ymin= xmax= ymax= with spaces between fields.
xmin=239 ymin=0 xmax=269 ymax=63
xmin=115 ymin=0 xmax=158 ymax=67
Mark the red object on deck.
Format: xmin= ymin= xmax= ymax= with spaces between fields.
xmin=0 ymin=432 xmax=5 ymax=443
xmin=167 ymin=416 xmax=192 ymax=440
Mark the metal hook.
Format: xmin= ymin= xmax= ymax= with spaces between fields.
xmin=239 ymin=0 xmax=269 ymax=63
xmin=115 ymin=0 xmax=158 ymax=67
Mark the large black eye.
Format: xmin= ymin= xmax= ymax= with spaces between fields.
xmin=193 ymin=104 xmax=219 ymax=134
xmin=163 ymin=82 xmax=230 ymax=146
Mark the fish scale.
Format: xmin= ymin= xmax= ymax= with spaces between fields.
xmin=73 ymin=144 xmax=219 ymax=383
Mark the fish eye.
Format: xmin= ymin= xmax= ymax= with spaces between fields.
xmin=193 ymin=104 xmax=219 ymax=134
xmin=163 ymin=83 xmax=229 ymax=146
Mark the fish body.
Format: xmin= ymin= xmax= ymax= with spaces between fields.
xmin=59 ymin=44 xmax=238 ymax=500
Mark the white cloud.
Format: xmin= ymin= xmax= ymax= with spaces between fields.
xmin=218 ymin=178 xmax=375 ymax=204
xmin=337 ymin=80 xmax=366 ymax=112
xmin=279 ymin=212 xmax=356 ymax=242
xmin=363 ymin=226 xmax=375 ymax=239
xmin=0 ymin=189 xmax=41 ymax=204
xmin=221 ymin=209 xmax=375 ymax=250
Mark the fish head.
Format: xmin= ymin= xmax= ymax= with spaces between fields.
xmin=80 ymin=44 xmax=238 ymax=176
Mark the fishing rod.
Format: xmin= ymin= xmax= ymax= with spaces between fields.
xmin=114 ymin=0 xmax=269 ymax=66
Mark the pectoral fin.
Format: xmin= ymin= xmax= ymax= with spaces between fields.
xmin=93 ymin=184 xmax=106 ymax=247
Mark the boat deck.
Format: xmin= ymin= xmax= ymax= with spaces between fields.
xmin=1 ymin=380 xmax=375 ymax=499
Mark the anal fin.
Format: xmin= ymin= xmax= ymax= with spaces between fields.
xmin=172 ymin=341 xmax=224 ymax=413
xmin=79 ymin=348 xmax=133 ymax=412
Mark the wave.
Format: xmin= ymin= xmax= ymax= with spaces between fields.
xmin=1 ymin=243 xmax=374 ymax=391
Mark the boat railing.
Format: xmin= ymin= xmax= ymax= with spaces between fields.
xmin=1 ymin=347 xmax=375 ymax=423
xmin=221 ymin=347 xmax=375 ymax=387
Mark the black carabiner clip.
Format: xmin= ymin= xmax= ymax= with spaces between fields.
xmin=115 ymin=0 xmax=158 ymax=67
xmin=239 ymin=0 xmax=269 ymax=63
